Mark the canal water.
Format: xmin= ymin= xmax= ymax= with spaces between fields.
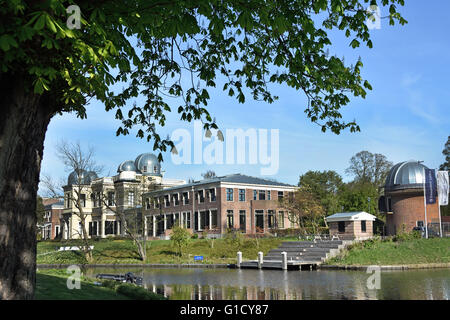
xmin=84 ymin=267 xmax=449 ymax=300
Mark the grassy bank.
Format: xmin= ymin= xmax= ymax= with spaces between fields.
xmin=37 ymin=237 xmax=286 ymax=265
xmin=36 ymin=269 xmax=166 ymax=300
xmin=36 ymin=269 xmax=129 ymax=300
xmin=327 ymin=237 xmax=450 ymax=266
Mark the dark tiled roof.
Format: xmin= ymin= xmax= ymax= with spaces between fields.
xmin=220 ymin=174 xmax=294 ymax=187
xmin=148 ymin=174 xmax=295 ymax=194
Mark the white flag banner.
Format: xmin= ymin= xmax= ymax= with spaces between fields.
xmin=437 ymin=171 xmax=449 ymax=206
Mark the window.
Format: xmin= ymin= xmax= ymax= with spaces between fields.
xmin=268 ymin=210 xmax=275 ymax=228
xmin=173 ymin=194 xmax=179 ymax=206
xmin=239 ymin=189 xmax=246 ymax=201
xmin=198 ymin=190 xmax=205 ymax=203
xmin=80 ymin=194 xmax=86 ymax=207
xmin=105 ymin=221 xmax=115 ymax=235
xmin=143 ymin=165 xmax=147 ymax=173
xmin=267 ymin=190 xmax=271 ymax=200
xmin=185 ymin=212 xmax=191 ymax=229
xmin=239 ymin=210 xmax=246 ymax=232
xmin=227 ymin=210 xmax=234 ymax=229
xmin=226 ymin=188 xmax=234 ymax=201
xmin=253 ymin=190 xmax=257 ymax=200
xmin=200 ymin=211 xmax=209 ymax=229
xmin=107 ymin=192 xmax=115 ymax=206
xmin=210 ymin=189 xmax=216 ymax=202
xmin=417 ymin=220 xmax=424 ymax=227
xmin=255 ymin=210 xmax=264 ymax=231
xmin=183 ymin=192 xmax=189 ymax=205
xmin=164 ymin=195 xmax=170 ymax=207
xmin=211 ymin=210 xmax=218 ymax=228
xmin=361 ymin=221 xmax=366 ymax=233
xmin=338 ymin=221 xmax=346 ymax=233
xmin=278 ymin=191 xmax=284 ymax=199
xmin=128 ymin=192 xmax=135 ymax=206
xmin=258 ymin=190 xmax=266 ymax=200
xmin=387 ymin=197 xmax=392 ymax=212
xmin=278 ymin=211 xmax=285 ymax=228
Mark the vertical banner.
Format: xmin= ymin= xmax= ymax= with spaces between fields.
xmin=424 ymin=169 xmax=437 ymax=204
xmin=437 ymin=171 xmax=449 ymax=206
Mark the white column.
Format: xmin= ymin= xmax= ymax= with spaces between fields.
xmin=152 ymin=215 xmax=156 ymax=237
xmin=198 ymin=211 xmax=201 ymax=231
xmin=101 ymin=217 xmax=106 ymax=238
xmin=144 ymin=216 xmax=148 ymax=237
xmin=209 ymin=209 xmax=212 ymax=230
xmin=163 ymin=214 xmax=167 ymax=231
xmin=257 ymin=251 xmax=263 ymax=269
xmin=281 ymin=251 xmax=287 ymax=270
xmin=237 ymin=251 xmax=242 ymax=268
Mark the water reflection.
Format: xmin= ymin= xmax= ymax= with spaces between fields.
xmin=84 ymin=267 xmax=450 ymax=300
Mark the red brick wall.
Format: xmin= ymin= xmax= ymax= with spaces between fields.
xmin=385 ymin=190 xmax=439 ymax=235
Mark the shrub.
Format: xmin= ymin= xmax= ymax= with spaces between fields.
xmin=191 ymin=233 xmax=198 ymax=239
xmin=171 ymin=225 xmax=191 ymax=256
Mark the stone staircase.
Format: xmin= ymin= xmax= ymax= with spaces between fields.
xmin=263 ymin=240 xmax=347 ymax=264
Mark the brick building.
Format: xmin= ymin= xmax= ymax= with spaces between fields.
xmin=142 ymin=174 xmax=297 ymax=238
xmin=379 ymin=160 xmax=440 ymax=236
xmin=325 ymin=211 xmax=376 ymax=240
xmin=41 ymin=199 xmax=64 ymax=240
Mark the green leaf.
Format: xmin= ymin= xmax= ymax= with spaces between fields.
xmin=34 ymin=14 xmax=46 ymax=31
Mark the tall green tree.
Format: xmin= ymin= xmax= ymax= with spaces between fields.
xmin=345 ymin=150 xmax=393 ymax=188
xmin=439 ymin=136 xmax=450 ymax=171
xmin=439 ymin=136 xmax=450 ymax=216
xmin=0 ymin=0 xmax=406 ymax=299
xmin=299 ymin=170 xmax=343 ymax=215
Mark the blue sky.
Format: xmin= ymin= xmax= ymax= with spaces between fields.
xmin=39 ymin=1 xmax=450 ymax=190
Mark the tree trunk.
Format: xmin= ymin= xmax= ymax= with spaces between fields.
xmin=0 ymin=74 xmax=54 ymax=299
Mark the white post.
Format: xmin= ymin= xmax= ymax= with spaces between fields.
xmin=438 ymin=203 xmax=443 ymax=238
xmin=237 ymin=251 xmax=242 ymax=268
xmin=257 ymin=251 xmax=263 ymax=269
xmin=281 ymin=251 xmax=287 ymax=270
xmin=163 ymin=214 xmax=167 ymax=231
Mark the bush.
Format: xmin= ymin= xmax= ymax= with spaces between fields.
xmin=191 ymin=233 xmax=198 ymax=239
xmin=171 ymin=225 xmax=191 ymax=256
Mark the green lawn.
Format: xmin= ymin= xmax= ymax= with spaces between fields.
xmin=327 ymin=237 xmax=450 ymax=266
xmin=35 ymin=269 xmax=130 ymax=300
xmin=37 ymin=237 xmax=286 ymax=265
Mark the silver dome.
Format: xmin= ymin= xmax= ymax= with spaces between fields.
xmin=117 ymin=160 xmax=137 ymax=173
xmin=134 ymin=153 xmax=161 ymax=176
xmin=384 ymin=160 xmax=428 ymax=191
xmin=67 ymin=170 xmax=98 ymax=185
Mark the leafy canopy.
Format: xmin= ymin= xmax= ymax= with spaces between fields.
xmin=1 ymin=0 xmax=406 ymax=158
